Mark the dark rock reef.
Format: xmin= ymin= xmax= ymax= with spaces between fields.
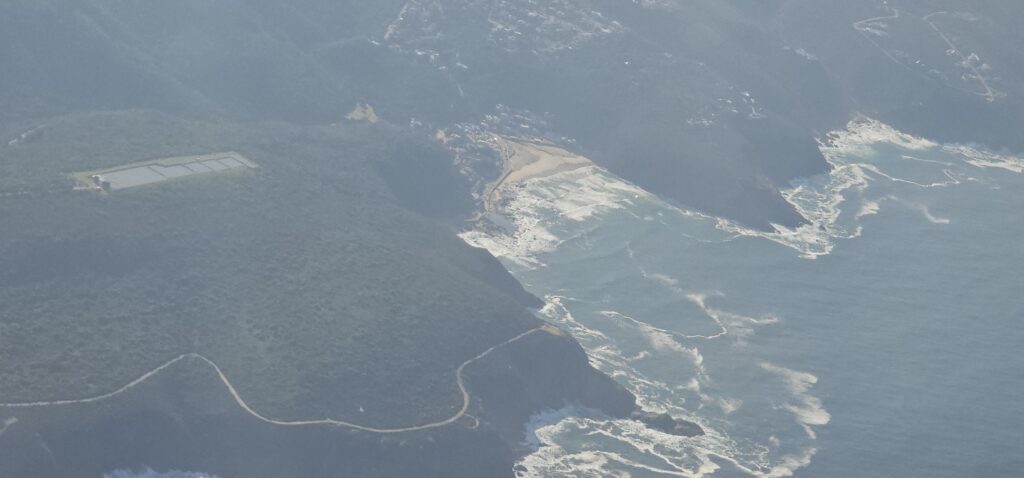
xmin=632 ymin=411 xmax=705 ymax=438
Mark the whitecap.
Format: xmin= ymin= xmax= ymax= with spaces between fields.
xmin=914 ymin=204 xmax=951 ymax=225
xmin=461 ymin=166 xmax=659 ymax=268
xmin=825 ymin=117 xmax=938 ymax=154
xmin=522 ymin=405 xmax=594 ymax=449
xmin=458 ymin=137 xmax=842 ymax=478
xmin=951 ymin=145 xmax=1024 ymax=173
xmin=888 ymin=196 xmax=952 ymax=225
xmin=759 ymin=363 xmax=831 ymax=439
xmin=856 ymin=200 xmax=881 ymax=218
xmin=713 ymin=161 xmax=872 ymax=259
xmin=711 ymin=116 xmax=1003 ymax=258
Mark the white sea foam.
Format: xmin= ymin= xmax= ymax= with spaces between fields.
xmin=454 ymin=135 xmax=879 ymax=478
xmin=951 ymin=145 xmax=1024 ymax=173
xmin=712 ymin=118 xmax=899 ymax=259
xmin=858 ymin=163 xmax=961 ymax=188
xmin=550 ymin=303 xmax=816 ymax=477
xmin=713 ymin=161 xmax=871 ymax=259
xmin=497 ymin=274 xmax=819 ymax=475
xmin=594 ymin=309 xmax=715 ymax=410
xmin=627 ymin=253 xmax=780 ymax=344
xmin=829 ymin=117 xmax=938 ymax=153
xmin=466 ymin=188 xmax=818 ymax=477
xmin=625 ymin=350 xmax=651 ymax=362
xmin=901 ymin=155 xmax=953 ymax=166
xmin=0 ymin=417 xmax=17 ymax=438
xmin=937 ymin=145 xmax=1024 ymax=175
xmin=913 ymin=203 xmax=951 ymax=225
xmin=459 ymin=218 xmax=560 ymax=268
xmin=457 ymin=117 xmax=1024 ymax=477
xmin=484 ymin=276 xmax=819 ymax=478
xmin=759 ymin=363 xmax=831 ymax=440
xmin=540 ymin=296 xmax=609 ymax=343
xmin=601 ymin=310 xmax=705 ymax=356
xmin=712 ymin=116 xmax=1019 ymax=258
xmin=887 ymin=195 xmax=952 ymax=225
xmin=520 ymin=417 xmax=722 ymax=478
xmin=856 ymin=200 xmax=881 ymax=218
xmin=466 ymin=117 xmax=1019 ymax=269
xmin=686 ymin=292 xmax=780 ymax=345
xmin=522 ymin=405 xmax=593 ymax=449
xmin=460 ymin=166 xmax=656 ymax=268
xmin=648 ymin=272 xmax=680 ymax=288
xmin=718 ymin=398 xmax=743 ymax=415
xmin=521 ymin=413 xmax=821 ymax=478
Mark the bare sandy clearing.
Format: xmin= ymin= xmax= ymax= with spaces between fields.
xmin=484 ymin=136 xmax=592 ymax=212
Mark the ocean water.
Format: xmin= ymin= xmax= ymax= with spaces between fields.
xmin=104 ymin=468 xmax=217 ymax=478
xmin=462 ymin=119 xmax=1024 ymax=477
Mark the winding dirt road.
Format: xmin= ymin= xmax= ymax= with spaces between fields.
xmin=0 ymin=327 xmax=546 ymax=434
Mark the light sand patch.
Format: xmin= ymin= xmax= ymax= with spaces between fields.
xmin=500 ymin=137 xmax=592 ymax=184
xmin=346 ymin=103 xmax=379 ymax=123
xmin=484 ymin=136 xmax=592 ymax=212
xmin=541 ymin=324 xmax=566 ymax=337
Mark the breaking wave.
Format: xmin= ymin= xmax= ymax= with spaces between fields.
xmin=462 ymin=117 xmax=1021 ymax=477
xmin=715 ymin=117 xmax=1019 ymax=258
xmin=104 ymin=468 xmax=218 ymax=478
xmin=759 ymin=363 xmax=831 ymax=440
xmin=465 ymin=175 xmax=826 ymax=475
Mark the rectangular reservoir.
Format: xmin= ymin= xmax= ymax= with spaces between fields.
xmin=76 ymin=152 xmax=258 ymax=191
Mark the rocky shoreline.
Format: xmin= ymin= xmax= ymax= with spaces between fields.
xmin=0 ymin=322 xmax=699 ymax=478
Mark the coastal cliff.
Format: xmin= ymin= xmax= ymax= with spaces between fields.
xmin=0 ymin=323 xmax=697 ymax=478
xmin=466 ymin=325 xmax=703 ymax=457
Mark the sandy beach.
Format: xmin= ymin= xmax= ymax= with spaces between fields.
xmin=483 ymin=136 xmax=592 ymax=212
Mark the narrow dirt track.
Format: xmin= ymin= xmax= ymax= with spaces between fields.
xmin=0 ymin=327 xmax=545 ymax=434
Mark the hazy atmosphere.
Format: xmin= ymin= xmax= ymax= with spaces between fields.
xmin=1 ymin=1 xmax=1021 ymax=477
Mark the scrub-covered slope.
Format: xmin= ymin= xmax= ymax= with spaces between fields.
xmin=3 ymin=1 xmax=1022 ymax=229
xmin=1 ymin=110 xmax=656 ymax=477
xmin=0 ymin=111 xmax=542 ymax=428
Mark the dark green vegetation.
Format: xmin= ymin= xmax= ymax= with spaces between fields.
xmin=0 ymin=349 xmax=520 ymax=478
xmin=0 ymin=322 xmax=637 ymax=478
xmin=0 ymin=110 xmax=539 ymax=427
xmin=1 ymin=1 xmax=1021 ymax=475
xmin=3 ymin=1 xmax=1022 ymax=228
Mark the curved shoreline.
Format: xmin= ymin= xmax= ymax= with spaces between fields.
xmin=482 ymin=135 xmax=592 ymax=214
xmin=0 ymin=327 xmax=546 ymax=434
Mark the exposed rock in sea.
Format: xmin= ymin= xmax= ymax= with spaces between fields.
xmin=631 ymin=410 xmax=705 ymax=438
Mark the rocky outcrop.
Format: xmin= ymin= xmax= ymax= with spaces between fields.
xmin=464 ymin=326 xmax=636 ymax=449
xmin=632 ymin=411 xmax=704 ymax=438
xmin=464 ymin=325 xmax=703 ymax=454
xmin=0 ymin=324 xmax=700 ymax=478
